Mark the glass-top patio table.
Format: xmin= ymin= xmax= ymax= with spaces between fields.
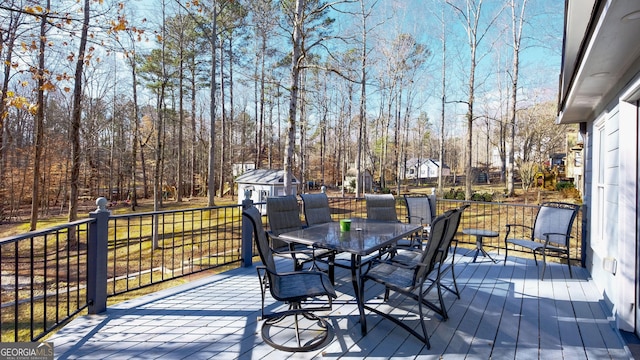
xmin=278 ymin=218 xmax=421 ymax=334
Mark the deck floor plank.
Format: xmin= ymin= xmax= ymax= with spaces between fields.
xmin=491 ymin=255 xmax=524 ymax=360
xmin=49 ymin=252 xmax=632 ymax=360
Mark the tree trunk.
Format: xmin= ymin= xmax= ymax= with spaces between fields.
xmin=507 ymin=0 xmax=527 ymax=196
xmin=68 ymin=0 xmax=89 ymax=224
xmin=130 ymin=49 xmax=139 ymax=210
xmin=284 ymin=0 xmax=304 ymax=195
xmin=190 ymin=62 xmax=197 ymax=197
xmin=228 ymin=33 xmax=235 ymax=197
xmin=177 ymin=23 xmax=184 ymax=202
xmin=30 ymin=4 xmax=48 ymax=230
xmin=0 ymin=11 xmax=20 ymax=190
xmin=438 ymin=7 xmax=446 ymax=192
xmin=218 ymin=36 xmax=225 ymax=198
xmin=207 ymin=2 xmax=218 ymax=206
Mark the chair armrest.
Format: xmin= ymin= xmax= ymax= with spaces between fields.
xmin=542 ymin=232 xmax=573 ymax=238
xmin=504 ymin=224 xmax=534 ymax=241
xmin=505 ymin=224 xmax=534 ymax=231
xmin=267 ymin=232 xmax=315 ymax=256
xmin=542 ymin=232 xmax=573 ymax=246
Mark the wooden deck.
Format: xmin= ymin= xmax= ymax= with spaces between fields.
xmin=50 ymin=250 xmax=632 ymax=359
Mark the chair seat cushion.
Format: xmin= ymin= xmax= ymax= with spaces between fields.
xmin=273 ymin=272 xmax=336 ymax=301
xmin=364 ymin=262 xmax=415 ymax=289
xmin=391 ymin=249 xmax=422 ymax=266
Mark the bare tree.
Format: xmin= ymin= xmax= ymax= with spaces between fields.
xmin=207 ymin=1 xmax=218 ymax=206
xmin=506 ymin=0 xmax=528 ymax=196
xmin=247 ymin=0 xmax=278 ymax=169
xmin=282 ymin=0 xmax=348 ymax=195
xmin=0 ymin=3 xmax=24 ymax=189
xmin=447 ymin=0 xmax=504 ymax=200
xmin=282 ymin=0 xmax=304 ymax=195
xmin=30 ymin=1 xmax=50 ymax=230
xmin=67 ymin=0 xmax=90 ymax=236
xmin=438 ymin=4 xmax=446 ymax=193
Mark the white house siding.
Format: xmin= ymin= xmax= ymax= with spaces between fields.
xmin=585 ymin=77 xmax=640 ymax=333
xmin=617 ymin=99 xmax=639 ymax=332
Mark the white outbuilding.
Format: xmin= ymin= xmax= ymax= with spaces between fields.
xmin=235 ymin=169 xmax=299 ymax=213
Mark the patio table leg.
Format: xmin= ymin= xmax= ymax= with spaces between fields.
xmin=473 ymin=235 xmax=497 ymax=263
xmin=351 ymin=253 xmax=367 ymax=334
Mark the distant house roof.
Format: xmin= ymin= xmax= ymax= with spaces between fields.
xmin=406 ymin=158 xmax=450 ymax=169
xmin=234 ymin=169 xmax=298 ymax=185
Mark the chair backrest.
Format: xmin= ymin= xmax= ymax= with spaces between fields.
xmin=415 ymin=213 xmax=449 ymax=283
xmin=266 ymin=195 xmax=303 ymax=236
xmin=532 ymin=202 xmax=580 ymax=246
xmin=300 ymin=193 xmax=333 ymax=226
xmin=404 ymin=195 xmax=433 ymax=226
xmin=365 ymin=194 xmax=398 ymax=221
xmin=436 ymin=205 xmax=469 ymax=263
xmin=243 ymin=206 xmax=276 ymax=272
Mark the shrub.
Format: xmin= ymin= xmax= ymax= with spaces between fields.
xmin=556 ymin=181 xmax=574 ymax=191
xmin=444 ymin=188 xmax=493 ymax=202
xmin=471 ymin=192 xmax=494 ymax=202
xmin=444 ymin=188 xmax=464 ymax=200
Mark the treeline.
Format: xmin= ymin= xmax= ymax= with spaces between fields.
xmin=0 ymin=1 xmax=564 ymax=226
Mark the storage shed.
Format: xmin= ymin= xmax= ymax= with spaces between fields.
xmin=235 ymin=169 xmax=298 ymax=213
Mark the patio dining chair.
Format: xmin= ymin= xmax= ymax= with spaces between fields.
xmin=366 ymin=193 xmax=419 ymax=250
xmin=243 ymin=206 xmax=337 ymax=352
xmin=365 ymin=193 xmax=399 ymax=222
xmin=391 ymin=204 xmax=469 ymax=300
xmin=299 ymin=192 xmax=341 ymax=281
xmin=300 ymin=193 xmax=333 ymax=226
xmin=403 ymin=194 xmax=437 ymax=248
xmin=503 ymin=201 xmax=580 ymax=280
xmin=359 ymin=212 xmax=451 ymax=348
xmin=266 ymin=195 xmax=332 ymax=271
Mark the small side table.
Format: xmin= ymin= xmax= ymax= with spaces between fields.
xmin=462 ymin=228 xmax=499 ymax=263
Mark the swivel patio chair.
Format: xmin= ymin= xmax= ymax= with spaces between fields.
xmin=243 ymin=206 xmax=337 ymax=352
xmin=360 ymin=212 xmax=450 ymax=348
xmin=504 ymin=201 xmax=580 ymax=280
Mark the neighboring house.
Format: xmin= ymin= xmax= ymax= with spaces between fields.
xmin=559 ymin=1 xmax=640 ymax=337
xmin=235 ymin=169 xmax=298 ymax=213
xmin=404 ymin=158 xmax=451 ymax=180
xmin=565 ymin=129 xmax=584 ymax=190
